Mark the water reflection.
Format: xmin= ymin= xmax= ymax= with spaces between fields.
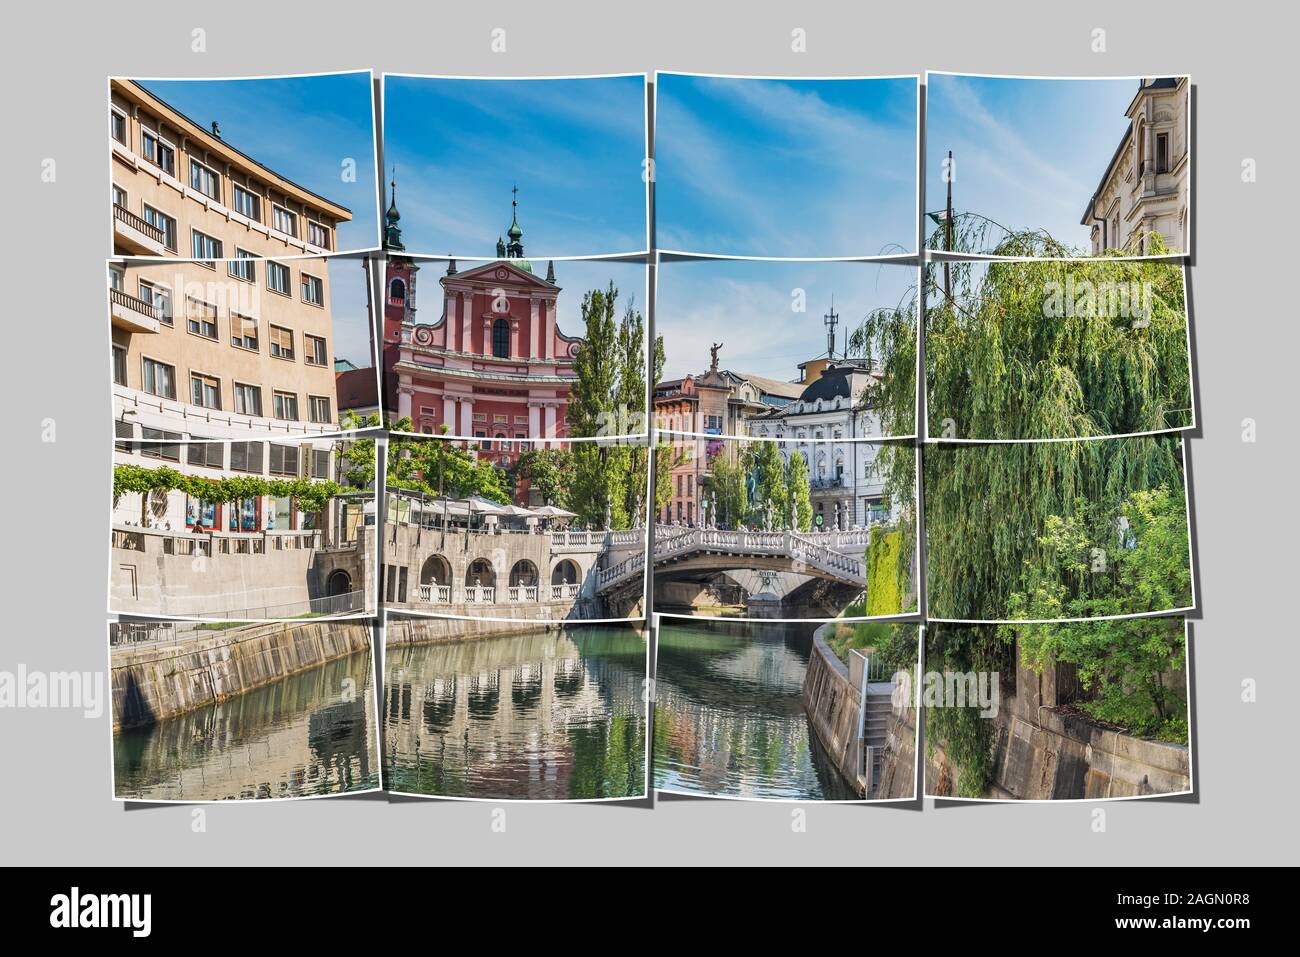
xmin=654 ymin=619 xmax=857 ymax=800
xmin=385 ymin=626 xmax=648 ymax=800
xmin=114 ymin=651 xmax=380 ymax=801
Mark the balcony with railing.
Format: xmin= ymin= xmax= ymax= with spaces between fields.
xmin=112 ymin=203 xmax=168 ymax=256
xmin=109 ymin=286 xmax=164 ymax=334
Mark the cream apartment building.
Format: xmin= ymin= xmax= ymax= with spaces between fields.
xmin=1081 ymin=77 xmax=1190 ymax=256
xmin=109 ymin=79 xmax=355 ymax=440
xmin=111 ymin=257 xmax=342 ymax=440
xmin=110 ymin=78 xmax=350 ymax=260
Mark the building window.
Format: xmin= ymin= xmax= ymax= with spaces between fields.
xmin=272 ymin=204 xmax=297 ymax=237
xmin=229 ymin=497 xmax=261 ymax=532
xmin=308 ymin=449 xmax=331 ymax=479
xmin=233 ymin=382 xmax=263 ymax=417
xmin=139 ymin=280 xmax=172 ymax=325
xmin=229 ymin=441 xmax=264 ymax=474
xmin=187 ymin=442 xmax=224 ymax=469
xmin=230 ymin=313 xmax=258 ymax=351
xmin=110 ymin=108 xmax=127 ymax=144
xmin=309 ymin=395 xmax=331 ymax=424
xmin=300 ymin=273 xmax=324 ymax=306
xmin=142 ymin=205 xmax=176 ymax=251
xmin=141 ymin=357 xmax=176 ymax=399
xmin=112 ymin=345 xmax=127 ymax=386
xmin=141 ymin=130 xmax=175 ymax=175
xmin=228 ymin=248 xmax=256 ymax=282
xmin=232 ymin=184 xmax=261 ymax=220
xmin=268 ymin=443 xmax=299 ymax=476
xmin=273 ymin=391 xmax=299 ymax=421
xmin=185 ymin=497 xmax=219 ymax=529
xmin=186 ymin=297 xmax=218 ymax=339
xmin=189 ymin=159 xmax=221 ymax=201
xmin=112 ymin=184 xmax=127 ymax=209
xmin=191 ymin=229 xmax=222 ymax=265
xmin=109 ymin=266 xmax=123 ymax=291
xmin=492 ymin=318 xmax=510 ymax=358
xmin=267 ymin=261 xmax=290 ymax=295
xmin=389 ymin=277 xmax=406 ymax=303
xmin=304 ymin=334 xmax=328 ymax=366
xmin=270 ymin=325 xmax=295 ymax=360
xmin=1156 ymin=133 xmax=1170 ymax=173
xmin=307 ymin=221 xmax=331 ymax=250
xmin=140 ymin=428 xmax=182 ymax=461
xmin=190 ymin=373 xmax=220 ymax=410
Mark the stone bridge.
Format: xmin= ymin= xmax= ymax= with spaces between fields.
xmin=598 ymin=525 xmax=871 ymax=603
xmin=385 ymin=521 xmax=646 ymax=619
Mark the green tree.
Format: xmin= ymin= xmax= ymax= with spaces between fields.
xmin=387 ymin=426 xmax=510 ymax=504
xmin=784 ymin=449 xmax=812 ymax=532
xmin=748 ymin=440 xmax=788 ymax=530
xmin=509 ymin=447 xmax=575 ymax=508
xmin=706 ymin=447 xmax=748 ymax=529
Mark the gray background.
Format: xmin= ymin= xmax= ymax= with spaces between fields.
xmin=2 ymin=1 xmax=1294 ymax=865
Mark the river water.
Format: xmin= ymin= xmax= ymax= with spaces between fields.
xmin=114 ymin=650 xmax=380 ymax=801
xmin=384 ymin=626 xmax=648 ymax=800
xmin=653 ymin=618 xmax=857 ymax=800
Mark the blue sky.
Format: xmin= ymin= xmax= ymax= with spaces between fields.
xmin=655 ymin=75 xmax=918 ymax=258
xmin=326 ymin=257 xmax=375 ymax=370
xmin=656 ymin=259 xmax=917 ymax=382
xmin=136 ymin=73 xmax=379 ymax=252
xmin=925 ymin=74 xmax=1139 ymax=252
xmin=383 ymin=75 xmax=648 ymax=258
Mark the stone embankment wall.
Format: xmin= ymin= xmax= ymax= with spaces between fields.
xmin=384 ymin=615 xmax=568 ymax=647
xmin=926 ymin=659 xmax=1191 ymax=800
xmin=111 ymin=620 xmax=373 ymax=732
xmin=802 ymin=624 xmax=866 ymax=798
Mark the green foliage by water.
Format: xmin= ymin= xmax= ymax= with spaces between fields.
xmin=926 ymin=234 xmax=1190 ymax=440
xmin=864 ymin=526 xmax=907 ymax=615
xmin=923 ymin=625 xmax=1005 ymax=797
xmin=1005 ymin=618 xmax=1188 ymax=744
xmin=828 ymin=620 xmax=918 ymax=677
xmin=924 ymin=435 xmax=1188 ymax=621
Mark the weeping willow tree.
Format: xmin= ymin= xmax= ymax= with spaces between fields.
xmin=926 ymin=232 xmax=1190 ymax=440
xmin=926 ymin=434 xmax=1187 ymax=621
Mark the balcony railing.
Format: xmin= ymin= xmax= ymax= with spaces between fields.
xmin=464 ymin=586 xmax=496 ymax=603
xmin=113 ymin=202 xmax=167 ymax=248
xmin=508 ymin=585 xmax=539 ymax=602
xmin=550 ymin=583 xmax=580 ymax=601
xmin=418 ymin=583 xmax=452 ymax=603
xmin=110 ymin=286 xmax=164 ymax=321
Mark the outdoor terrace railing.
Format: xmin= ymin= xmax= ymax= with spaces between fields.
xmin=550 ymin=583 xmax=581 ymax=601
xmin=417 ymin=583 xmax=452 ymax=603
xmin=112 ymin=524 xmax=323 ymax=557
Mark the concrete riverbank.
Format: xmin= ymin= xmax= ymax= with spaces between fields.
xmin=111 ymin=620 xmax=374 ymax=732
xmin=802 ymin=623 xmax=866 ymax=797
xmin=802 ymin=621 xmax=918 ymax=800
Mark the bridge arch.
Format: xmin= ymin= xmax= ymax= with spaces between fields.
xmin=420 ymin=554 xmax=451 ymax=586
xmin=326 ymin=569 xmax=352 ymax=596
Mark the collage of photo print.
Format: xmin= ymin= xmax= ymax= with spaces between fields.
xmin=106 ymin=70 xmax=1195 ymax=806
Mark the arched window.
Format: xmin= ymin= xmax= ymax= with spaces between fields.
xmin=492 ymin=318 xmax=510 ymax=358
xmin=389 ymin=277 xmax=406 ymax=303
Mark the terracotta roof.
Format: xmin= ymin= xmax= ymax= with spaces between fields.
xmin=336 ymin=367 xmax=379 ymax=412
